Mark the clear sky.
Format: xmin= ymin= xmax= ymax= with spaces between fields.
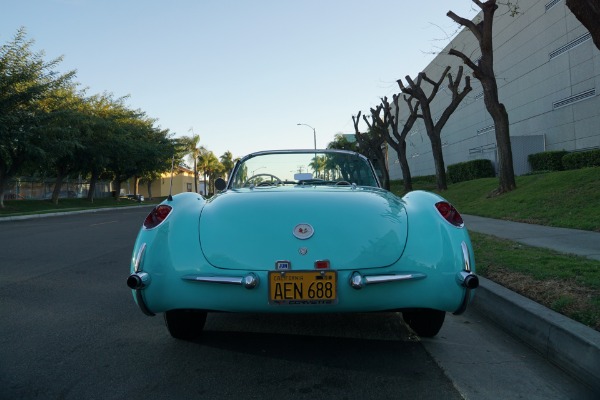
xmin=1 ymin=0 xmax=478 ymax=160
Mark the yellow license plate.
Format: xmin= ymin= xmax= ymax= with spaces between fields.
xmin=269 ymin=271 xmax=337 ymax=305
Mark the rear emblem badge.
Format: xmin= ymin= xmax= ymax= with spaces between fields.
xmin=293 ymin=223 xmax=314 ymax=240
xmin=275 ymin=261 xmax=291 ymax=270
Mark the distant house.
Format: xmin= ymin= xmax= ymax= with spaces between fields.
xmin=137 ymin=166 xmax=205 ymax=199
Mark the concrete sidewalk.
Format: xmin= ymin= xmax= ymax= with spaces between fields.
xmin=463 ymin=214 xmax=600 ymax=393
xmin=463 ymin=214 xmax=600 ymax=261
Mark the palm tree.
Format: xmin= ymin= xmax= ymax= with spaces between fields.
xmin=198 ymin=150 xmax=222 ymax=195
xmin=220 ymin=151 xmax=234 ymax=180
xmin=180 ymin=133 xmax=201 ymax=193
xmin=309 ymin=156 xmax=327 ymax=179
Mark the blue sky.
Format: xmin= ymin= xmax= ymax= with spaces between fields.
xmin=2 ymin=0 xmax=478 ymax=160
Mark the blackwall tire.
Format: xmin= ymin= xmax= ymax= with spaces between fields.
xmin=402 ymin=309 xmax=446 ymax=337
xmin=164 ymin=310 xmax=207 ymax=340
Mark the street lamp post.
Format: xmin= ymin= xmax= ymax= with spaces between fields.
xmin=296 ymin=123 xmax=317 ymax=150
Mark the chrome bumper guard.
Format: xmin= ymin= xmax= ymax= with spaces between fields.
xmin=182 ymin=273 xmax=260 ymax=289
xmin=453 ymin=241 xmax=479 ymax=315
xmin=128 ymin=240 xmax=478 ymax=315
xmin=349 ymin=271 xmax=426 ymax=289
xmin=126 ymin=243 xmax=155 ymax=316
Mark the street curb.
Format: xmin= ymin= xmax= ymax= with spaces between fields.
xmin=0 ymin=205 xmax=152 ymax=222
xmin=471 ymin=276 xmax=600 ymax=394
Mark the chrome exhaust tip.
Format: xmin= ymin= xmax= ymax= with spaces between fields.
xmin=456 ymin=271 xmax=479 ymax=289
xmin=463 ymin=273 xmax=479 ymax=289
xmin=127 ymin=272 xmax=151 ymax=290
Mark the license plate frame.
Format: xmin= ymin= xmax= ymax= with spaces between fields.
xmin=268 ymin=270 xmax=337 ymax=305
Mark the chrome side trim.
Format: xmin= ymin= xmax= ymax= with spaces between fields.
xmin=350 ymin=271 xmax=427 ymax=290
xmin=454 ymin=240 xmax=479 ymax=315
xmin=182 ymin=273 xmax=260 ymax=289
xmin=461 ymin=241 xmax=471 ymax=272
xmin=133 ymin=243 xmax=146 ymax=273
xmin=129 ymin=242 xmax=155 ymax=316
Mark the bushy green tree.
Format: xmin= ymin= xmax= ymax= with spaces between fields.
xmin=0 ymin=28 xmax=76 ymax=207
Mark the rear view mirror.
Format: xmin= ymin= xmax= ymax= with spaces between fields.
xmin=215 ymin=178 xmax=227 ymax=191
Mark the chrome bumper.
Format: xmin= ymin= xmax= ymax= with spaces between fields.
xmin=127 ymin=241 xmax=478 ymax=315
xmin=453 ymin=241 xmax=479 ymax=315
xmin=127 ymin=243 xmax=155 ymax=316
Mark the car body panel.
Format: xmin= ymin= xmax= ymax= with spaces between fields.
xmin=129 ymin=150 xmax=477 ymax=334
xmin=199 ymin=187 xmax=408 ymax=271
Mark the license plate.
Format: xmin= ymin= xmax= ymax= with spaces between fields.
xmin=269 ymin=271 xmax=337 ymax=305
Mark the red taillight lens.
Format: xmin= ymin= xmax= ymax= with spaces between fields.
xmin=435 ymin=201 xmax=464 ymax=227
xmin=143 ymin=205 xmax=172 ymax=229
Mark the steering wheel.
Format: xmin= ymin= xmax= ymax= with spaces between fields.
xmin=244 ymin=173 xmax=282 ymax=187
xmin=335 ymin=180 xmax=352 ymax=186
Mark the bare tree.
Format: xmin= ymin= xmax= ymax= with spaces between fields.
xmin=351 ymin=109 xmax=390 ymax=190
xmin=447 ymin=0 xmax=516 ymax=193
xmin=397 ymin=66 xmax=472 ymax=191
xmin=380 ymin=94 xmax=420 ymax=192
xmin=566 ymin=0 xmax=600 ymax=50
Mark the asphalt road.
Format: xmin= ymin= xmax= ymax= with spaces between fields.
xmin=0 ymin=208 xmax=596 ymax=399
xmin=0 ymin=208 xmax=460 ymax=400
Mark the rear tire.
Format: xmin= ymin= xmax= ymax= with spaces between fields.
xmin=402 ymin=309 xmax=446 ymax=337
xmin=164 ymin=310 xmax=207 ymax=340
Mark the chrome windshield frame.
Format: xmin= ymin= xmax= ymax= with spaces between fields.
xmin=225 ymin=149 xmax=381 ymax=190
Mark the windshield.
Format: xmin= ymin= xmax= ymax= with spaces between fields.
xmin=229 ymin=150 xmax=380 ymax=189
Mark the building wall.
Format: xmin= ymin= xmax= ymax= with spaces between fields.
xmin=137 ymin=169 xmax=199 ymax=198
xmin=388 ymin=0 xmax=599 ymax=179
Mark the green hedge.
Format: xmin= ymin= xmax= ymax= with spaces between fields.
xmin=528 ymin=150 xmax=568 ymax=171
xmin=562 ymin=149 xmax=600 ymax=170
xmin=447 ymin=159 xmax=495 ymax=183
xmin=528 ymin=149 xmax=600 ymax=171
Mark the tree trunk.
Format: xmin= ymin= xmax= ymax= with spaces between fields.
xmin=428 ymin=133 xmax=447 ymax=190
xmin=147 ymin=181 xmax=153 ymax=200
xmin=0 ymin=174 xmax=7 ymax=208
xmin=489 ymin=103 xmax=515 ymax=192
xmin=51 ymin=172 xmax=65 ymax=205
xmin=393 ymin=140 xmax=412 ymax=192
xmin=566 ymin=0 xmax=600 ymax=50
xmin=114 ymin=180 xmax=122 ymax=201
xmin=448 ymin=1 xmax=517 ymax=193
xmin=87 ymin=170 xmax=98 ymax=203
xmin=378 ymin=158 xmax=390 ymax=190
xmin=133 ymin=176 xmax=140 ymax=196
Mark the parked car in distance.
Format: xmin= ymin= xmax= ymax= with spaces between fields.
xmin=128 ymin=149 xmax=478 ymax=340
xmin=124 ymin=194 xmax=144 ymax=202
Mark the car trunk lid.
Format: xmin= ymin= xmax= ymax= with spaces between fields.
xmin=199 ymin=188 xmax=408 ymax=271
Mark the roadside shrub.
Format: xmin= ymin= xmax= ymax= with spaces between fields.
xmin=447 ymin=159 xmax=495 ymax=183
xmin=562 ymin=149 xmax=600 ymax=170
xmin=528 ymin=150 xmax=568 ymax=172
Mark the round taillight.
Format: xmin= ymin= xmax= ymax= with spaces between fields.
xmin=435 ymin=201 xmax=464 ymax=227
xmin=143 ymin=205 xmax=172 ymax=229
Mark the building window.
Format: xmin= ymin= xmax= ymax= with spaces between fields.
xmin=545 ymin=0 xmax=561 ymax=12
xmin=549 ymin=32 xmax=591 ymax=60
xmin=553 ymin=89 xmax=596 ymax=109
xmin=187 ymin=183 xmax=192 ymax=192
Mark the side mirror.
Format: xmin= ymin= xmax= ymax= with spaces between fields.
xmin=215 ymin=178 xmax=227 ymax=191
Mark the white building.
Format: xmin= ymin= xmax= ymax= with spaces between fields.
xmin=388 ymin=0 xmax=600 ymax=179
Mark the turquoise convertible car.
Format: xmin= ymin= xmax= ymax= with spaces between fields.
xmin=127 ymin=149 xmax=478 ymax=340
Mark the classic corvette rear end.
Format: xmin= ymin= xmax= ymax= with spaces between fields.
xmin=128 ymin=149 xmax=478 ymax=340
